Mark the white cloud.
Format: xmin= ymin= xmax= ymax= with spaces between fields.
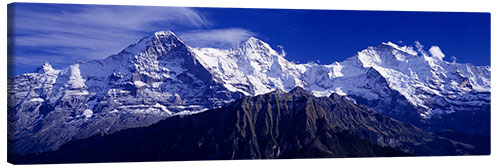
xmin=429 ymin=46 xmax=445 ymax=60
xmin=179 ymin=28 xmax=256 ymax=49
xmin=9 ymin=4 xmax=256 ymax=75
xmin=11 ymin=4 xmax=211 ymax=61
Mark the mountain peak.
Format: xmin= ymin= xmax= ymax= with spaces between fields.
xmin=328 ymin=93 xmax=351 ymax=102
xmin=122 ymin=30 xmax=186 ymax=54
xmin=42 ymin=61 xmax=52 ymax=68
xmin=376 ymin=41 xmax=418 ymax=55
xmin=380 ymin=41 xmax=400 ymax=48
xmin=154 ymin=30 xmax=177 ymax=39
xmin=237 ymin=37 xmax=280 ymax=56
xmin=34 ymin=61 xmax=55 ymax=74
xmin=151 ymin=30 xmax=184 ymax=43
xmin=353 ymin=41 xmax=421 ymax=68
xmin=328 ymin=93 xmax=341 ymax=100
xmin=241 ymin=37 xmax=266 ymax=46
xmin=289 ymin=86 xmax=310 ymax=97
xmin=246 ymin=36 xmax=261 ymax=42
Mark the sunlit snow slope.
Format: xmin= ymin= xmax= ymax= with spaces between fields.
xmin=8 ymin=30 xmax=490 ymax=155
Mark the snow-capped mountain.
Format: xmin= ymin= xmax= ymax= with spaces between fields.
xmin=8 ymin=30 xmax=490 ymax=155
xmin=8 ymin=31 xmax=244 ymax=155
xmin=193 ymin=38 xmax=490 ymax=132
xmin=301 ymin=42 xmax=490 ymax=133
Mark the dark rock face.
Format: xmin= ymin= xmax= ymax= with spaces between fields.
xmin=425 ymin=96 xmax=491 ymax=136
xmin=8 ymin=30 xmax=490 ymax=159
xmin=11 ymin=87 xmax=485 ymax=164
xmin=10 ymin=88 xmax=410 ymax=164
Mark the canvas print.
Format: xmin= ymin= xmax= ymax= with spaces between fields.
xmin=7 ymin=3 xmax=491 ymax=164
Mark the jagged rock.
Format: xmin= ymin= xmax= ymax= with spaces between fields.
xmin=7 ymin=31 xmax=490 ymax=156
xmin=10 ymin=87 xmax=481 ymax=164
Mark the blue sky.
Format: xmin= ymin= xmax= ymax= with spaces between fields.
xmin=8 ymin=3 xmax=490 ymax=76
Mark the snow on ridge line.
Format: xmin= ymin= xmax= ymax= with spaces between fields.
xmin=9 ymin=31 xmax=491 ymax=155
xmin=20 ymin=30 xmax=490 ymax=119
xmin=154 ymin=30 xmax=176 ymax=38
xmin=191 ymin=36 xmax=489 ymax=118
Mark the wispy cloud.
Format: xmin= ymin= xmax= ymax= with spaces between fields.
xmin=9 ymin=3 xmax=257 ymax=76
xmin=179 ymin=28 xmax=256 ymax=49
xmin=9 ymin=3 xmax=211 ymax=67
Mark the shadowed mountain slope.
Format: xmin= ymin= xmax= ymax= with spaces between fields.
xmin=11 ymin=87 xmax=483 ymax=164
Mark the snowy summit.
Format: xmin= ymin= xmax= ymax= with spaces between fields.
xmin=7 ymin=30 xmax=490 ymax=155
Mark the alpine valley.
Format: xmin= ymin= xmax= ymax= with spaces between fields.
xmin=7 ymin=30 xmax=490 ymax=163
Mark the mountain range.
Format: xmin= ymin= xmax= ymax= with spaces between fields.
xmin=12 ymin=87 xmax=487 ymax=164
xmin=7 ymin=30 xmax=490 ymax=159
